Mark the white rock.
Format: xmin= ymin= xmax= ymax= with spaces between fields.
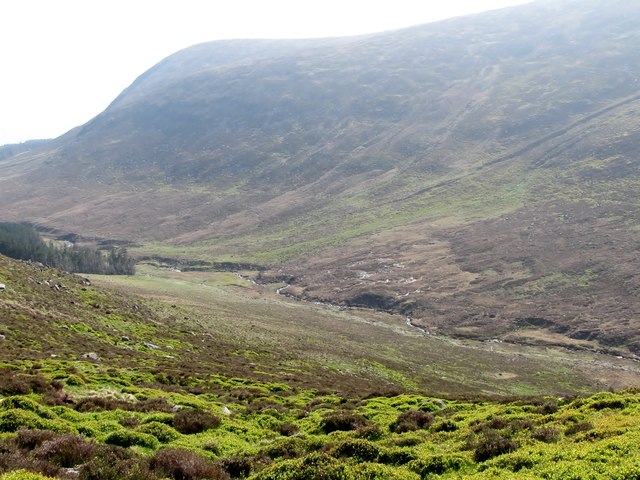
xmin=79 ymin=352 xmax=100 ymax=361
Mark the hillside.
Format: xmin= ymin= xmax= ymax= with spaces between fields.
xmin=3 ymin=256 xmax=640 ymax=479
xmin=0 ymin=0 xmax=639 ymax=353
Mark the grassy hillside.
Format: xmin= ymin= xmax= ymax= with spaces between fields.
xmin=2 ymin=255 xmax=640 ymax=478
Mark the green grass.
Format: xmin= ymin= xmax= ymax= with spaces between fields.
xmin=2 ymin=362 xmax=640 ymax=479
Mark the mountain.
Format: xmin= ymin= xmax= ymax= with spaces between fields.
xmin=1 ymin=0 xmax=639 ymax=353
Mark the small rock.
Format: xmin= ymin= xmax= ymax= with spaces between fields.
xmin=50 ymin=354 xmax=59 ymax=358
xmin=221 ymin=406 xmax=232 ymax=416
xmin=121 ymin=335 xmax=130 ymax=342
xmin=79 ymin=352 xmax=100 ymax=362
xmin=143 ymin=342 xmax=161 ymax=350
xmin=172 ymin=405 xmax=183 ymax=412
xmin=0 ymin=334 xmax=5 ymax=341
xmin=0 ymin=283 xmax=5 ymax=290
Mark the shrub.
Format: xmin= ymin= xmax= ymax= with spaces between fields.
xmin=133 ymin=397 xmax=174 ymax=413
xmin=0 ymin=370 xmax=61 ymax=397
xmin=590 ymin=398 xmax=626 ymax=411
xmin=251 ymin=452 xmax=347 ymax=480
xmin=202 ymin=441 xmax=222 ymax=455
xmin=275 ymin=422 xmax=299 ymax=437
xmin=565 ymin=421 xmax=593 ymax=436
xmin=33 ymin=434 xmax=97 ymax=468
xmin=391 ymin=435 xmax=421 ymax=447
xmin=0 ymin=410 xmax=47 ymax=432
xmin=260 ymin=437 xmax=308 ymax=460
xmin=532 ymin=427 xmax=561 ymax=443
xmin=410 ymin=454 xmax=468 ymax=476
xmin=490 ymin=452 xmax=536 ymax=472
xmin=350 ymin=462 xmax=419 ymax=480
xmin=0 ymin=470 xmax=56 ymax=480
xmin=331 ymin=439 xmax=380 ymax=462
xmin=0 ymin=398 xmax=52 ymax=419
xmin=75 ymin=397 xmax=120 ymax=412
xmin=104 ymin=430 xmax=159 ymax=449
xmin=137 ymin=422 xmax=180 ymax=443
xmin=473 ymin=430 xmax=519 ymax=462
xmin=216 ymin=456 xmax=252 ymax=478
xmin=356 ymin=424 xmax=383 ymax=440
xmin=433 ymin=420 xmax=458 ymax=432
xmin=13 ymin=429 xmax=56 ymax=451
xmin=118 ymin=415 xmax=140 ymax=428
xmin=320 ymin=412 xmax=368 ymax=434
xmin=377 ymin=447 xmax=418 ymax=466
xmin=390 ymin=410 xmax=434 ymax=433
xmin=65 ymin=375 xmax=85 ymax=386
xmin=536 ymin=400 xmax=559 ymax=415
xmin=79 ymin=445 xmax=157 ymax=480
xmin=0 ymin=451 xmax=60 ymax=479
xmin=141 ymin=413 xmax=174 ymax=425
xmin=172 ymin=409 xmax=221 ymax=434
xmin=150 ymin=448 xmax=229 ymax=480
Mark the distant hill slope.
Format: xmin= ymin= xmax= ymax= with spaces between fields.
xmin=0 ymin=0 xmax=639 ymax=352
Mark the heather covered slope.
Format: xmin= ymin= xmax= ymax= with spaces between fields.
xmin=1 ymin=0 xmax=639 ymax=352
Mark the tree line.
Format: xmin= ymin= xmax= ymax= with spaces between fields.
xmin=0 ymin=222 xmax=135 ymax=275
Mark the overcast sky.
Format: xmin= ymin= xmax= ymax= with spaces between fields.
xmin=0 ymin=0 xmax=531 ymax=146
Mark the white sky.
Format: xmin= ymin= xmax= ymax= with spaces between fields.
xmin=0 ymin=0 xmax=531 ymax=146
